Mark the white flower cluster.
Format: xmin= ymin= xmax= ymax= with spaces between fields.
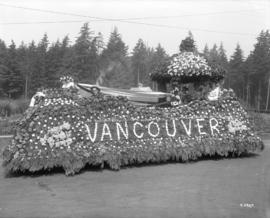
xmin=40 ymin=122 xmax=72 ymax=148
xmin=167 ymin=52 xmax=212 ymax=77
xmin=60 ymin=76 xmax=74 ymax=84
xmin=228 ymin=118 xmax=247 ymax=133
xmin=29 ymin=91 xmax=46 ymax=107
xmin=44 ymin=98 xmax=78 ymax=106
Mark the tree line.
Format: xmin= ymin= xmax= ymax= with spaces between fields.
xmin=0 ymin=23 xmax=269 ymax=110
xmin=203 ymin=30 xmax=270 ymax=111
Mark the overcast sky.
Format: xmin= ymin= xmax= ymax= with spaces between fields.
xmin=0 ymin=0 xmax=269 ymax=57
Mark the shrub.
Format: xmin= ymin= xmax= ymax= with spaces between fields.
xmin=0 ymin=114 xmax=22 ymax=135
xmin=0 ymin=98 xmax=30 ymax=117
xmin=249 ymin=112 xmax=270 ymax=133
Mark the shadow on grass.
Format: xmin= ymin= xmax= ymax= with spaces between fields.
xmin=3 ymin=151 xmax=260 ymax=178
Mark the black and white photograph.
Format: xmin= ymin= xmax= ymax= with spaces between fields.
xmin=0 ymin=0 xmax=269 ymax=217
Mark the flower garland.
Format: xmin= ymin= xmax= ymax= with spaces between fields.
xmin=2 ymin=88 xmax=264 ymax=176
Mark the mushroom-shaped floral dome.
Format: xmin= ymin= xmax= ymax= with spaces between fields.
xmin=168 ymin=52 xmax=211 ymax=77
xmin=150 ymin=52 xmax=225 ymax=83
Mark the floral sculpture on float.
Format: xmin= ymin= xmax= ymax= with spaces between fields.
xmin=167 ymin=52 xmax=212 ymax=77
xmin=151 ymin=52 xmax=227 ymax=104
xmin=151 ymin=52 xmax=225 ymax=83
xmin=2 ymin=56 xmax=264 ymax=175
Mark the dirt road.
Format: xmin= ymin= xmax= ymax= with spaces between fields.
xmin=0 ymin=136 xmax=269 ymax=218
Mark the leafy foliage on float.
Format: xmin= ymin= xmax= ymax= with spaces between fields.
xmin=2 ymin=88 xmax=264 ymax=175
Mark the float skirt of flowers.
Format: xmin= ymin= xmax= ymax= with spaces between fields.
xmin=2 ymin=89 xmax=264 ymax=175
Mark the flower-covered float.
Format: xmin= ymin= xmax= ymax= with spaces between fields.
xmin=2 ymin=52 xmax=264 ymax=175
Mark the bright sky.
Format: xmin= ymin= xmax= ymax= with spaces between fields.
xmin=0 ymin=0 xmax=269 ymax=57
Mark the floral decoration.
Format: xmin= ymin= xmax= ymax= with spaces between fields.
xmin=228 ymin=118 xmax=248 ymax=133
xmin=39 ymin=122 xmax=72 ymax=148
xmin=2 ymin=87 xmax=264 ymax=176
xmin=60 ymin=76 xmax=74 ymax=84
xmin=167 ymin=52 xmax=211 ymax=77
xmin=150 ymin=52 xmax=225 ymax=83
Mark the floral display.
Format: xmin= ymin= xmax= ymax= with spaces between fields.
xmin=167 ymin=52 xmax=212 ymax=77
xmin=150 ymin=52 xmax=225 ymax=83
xmin=2 ymin=87 xmax=264 ymax=175
xmin=60 ymin=76 xmax=74 ymax=84
xmin=228 ymin=118 xmax=248 ymax=133
xmin=39 ymin=122 xmax=72 ymax=148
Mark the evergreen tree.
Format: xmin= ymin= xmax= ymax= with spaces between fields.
xmin=148 ymin=43 xmax=168 ymax=84
xmin=45 ymin=36 xmax=71 ymax=88
xmin=57 ymin=36 xmax=77 ymax=80
xmin=26 ymin=41 xmax=39 ymax=96
xmin=102 ymin=27 xmax=128 ymax=61
xmin=228 ymin=44 xmax=245 ymax=97
xmin=218 ymin=43 xmax=228 ymax=69
xmin=131 ymin=39 xmax=149 ymax=86
xmin=58 ymin=48 xmax=77 ymax=79
xmin=46 ymin=40 xmax=63 ymax=87
xmin=2 ymin=23 xmax=267 ymax=109
xmin=153 ymin=44 xmax=167 ymax=63
xmin=95 ymin=32 xmax=105 ymax=55
xmin=203 ymin=44 xmax=210 ymax=59
xmin=61 ymin=35 xmax=69 ymax=49
xmin=17 ymin=42 xmax=30 ymax=98
xmin=144 ymin=47 xmax=156 ymax=87
xmin=242 ymin=55 xmax=253 ymax=106
xmin=5 ymin=41 xmax=23 ymax=98
xmin=89 ymin=36 xmax=100 ymax=83
xmin=31 ymin=34 xmax=49 ymax=92
xmin=74 ymin=23 xmax=92 ymax=81
xmin=0 ymin=39 xmax=9 ymax=97
xmin=247 ymin=30 xmax=270 ymax=109
xmin=73 ymin=23 xmax=98 ymax=83
xmin=207 ymin=44 xmax=219 ymax=65
xmin=100 ymin=27 xmax=131 ymax=88
xmin=179 ymin=31 xmax=197 ymax=53
xmin=56 ymin=36 xmax=71 ymax=75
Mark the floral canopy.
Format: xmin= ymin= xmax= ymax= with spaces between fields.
xmin=150 ymin=52 xmax=225 ymax=83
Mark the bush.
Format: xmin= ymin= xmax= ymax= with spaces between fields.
xmin=0 ymin=98 xmax=30 ymax=117
xmin=0 ymin=114 xmax=22 ymax=135
xmin=248 ymin=112 xmax=270 ymax=133
xmin=0 ymin=119 xmax=14 ymax=135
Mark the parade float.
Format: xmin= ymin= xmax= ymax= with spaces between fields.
xmin=2 ymin=52 xmax=264 ymax=175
